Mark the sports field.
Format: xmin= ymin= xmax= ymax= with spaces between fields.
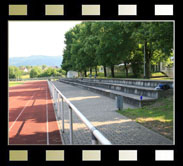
xmin=9 ymin=80 xmax=62 ymax=145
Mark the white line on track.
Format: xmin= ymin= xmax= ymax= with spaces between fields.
xmin=9 ymin=92 xmax=37 ymax=132
xmin=46 ymin=85 xmax=49 ymax=145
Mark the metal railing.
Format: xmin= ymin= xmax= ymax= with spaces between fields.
xmin=9 ymin=76 xmax=64 ymax=82
xmin=47 ymin=80 xmax=112 ymax=145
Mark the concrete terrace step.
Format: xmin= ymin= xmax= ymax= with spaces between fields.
xmin=65 ymin=79 xmax=161 ymax=98
xmin=76 ymin=78 xmax=173 ymax=88
xmin=59 ymin=79 xmax=157 ymax=108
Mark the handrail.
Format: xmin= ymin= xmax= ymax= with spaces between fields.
xmin=47 ymin=80 xmax=112 ymax=145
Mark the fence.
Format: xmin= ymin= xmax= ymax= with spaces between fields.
xmin=47 ymin=80 xmax=112 ymax=145
xmin=9 ymin=76 xmax=63 ymax=82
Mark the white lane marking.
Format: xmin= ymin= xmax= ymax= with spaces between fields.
xmin=9 ymin=92 xmax=36 ymax=132
xmin=46 ymin=85 xmax=49 ymax=145
xmin=47 ymin=81 xmax=63 ymax=144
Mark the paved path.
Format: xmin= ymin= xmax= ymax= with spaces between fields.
xmin=53 ymin=81 xmax=172 ymax=145
xmin=9 ymin=81 xmax=62 ymax=145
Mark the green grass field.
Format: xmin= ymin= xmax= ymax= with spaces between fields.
xmin=117 ymin=96 xmax=173 ymax=140
xmin=9 ymin=81 xmax=25 ymax=87
xmin=86 ymin=71 xmax=173 ymax=80
xmin=150 ymin=77 xmax=173 ymax=80
xmin=21 ymin=74 xmax=30 ymax=79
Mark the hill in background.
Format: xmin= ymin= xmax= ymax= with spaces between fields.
xmin=9 ymin=55 xmax=63 ymax=67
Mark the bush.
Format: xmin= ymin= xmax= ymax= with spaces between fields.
xmin=30 ymin=67 xmax=42 ymax=78
xmin=38 ymin=67 xmax=64 ymax=77
xmin=9 ymin=66 xmax=22 ymax=79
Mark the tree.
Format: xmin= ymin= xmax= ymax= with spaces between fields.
xmin=81 ymin=22 xmax=98 ymax=75
xmin=92 ymin=22 xmax=134 ymax=77
xmin=26 ymin=65 xmax=32 ymax=71
xmin=131 ymin=22 xmax=173 ymax=78
xmin=62 ymin=21 xmax=173 ymax=79
xmin=61 ymin=29 xmax=76 ymax=73
xmin=130 ymin=46 xmax=144 ymax=78
xmin=62 ymin=22 xmax=98 ymax=76
xmin=113 ymin=22 xmax=138 ymax=77
xmin=30 ymin=67 xmax=42 ymax=78
xmin=9 ymin=66 xmax=22 ymax=79
xmin=42 ymin=65 xmax=47 ymax=70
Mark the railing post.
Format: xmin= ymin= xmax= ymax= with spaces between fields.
xmin=54 ymin=88 xmax=56 ymax=103
xmin=52 ymin=86 xmax=54 ymax=98
xmin=57 ymin=92 xmax=60 ymax=117
xmin=52 ymin=85 xmax=55 ymax=101
xmin=53 ymin=88 xmax=55 ymax=102
xmin=50 ymin=82 xmax=52 ymax=97
xmin=69 ymin=107 xmax=73 ymax=144
xmin=56 ymin=91 xmax=58 ymax=111
xmin=54 ymin=89 xmax=56 ymax=104
xmin=52 ymin=85 xmax=53 ymax=98
xmin=61 ymin=98 xmax=64 ymax=133
xmin=91 ymin=132 xmax=98 ymax=145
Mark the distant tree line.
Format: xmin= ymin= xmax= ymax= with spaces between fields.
xmin=61 ymin=22 xmax=173 ymax=78
xmin=9 ymin=66 xmax=22 ymax=79
xmin=9 ymin=65 xmax=66 ymax=79
xmin=29 ymin=66 xmax=66 ymax=78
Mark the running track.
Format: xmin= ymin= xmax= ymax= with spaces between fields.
xmin=9 ymin=81 xmax=62 ymax=145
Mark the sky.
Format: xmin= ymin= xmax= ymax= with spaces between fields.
xmin=9 ymin=21 xmax=82 ymax=58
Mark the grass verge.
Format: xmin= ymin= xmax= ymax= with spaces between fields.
xmin=21 ymin=74 xmax=30 ymax=79
xmin=9 ymin=81 xmax=25 ymax=87
xmin=117 ymin=96 xmax=173 ymax=140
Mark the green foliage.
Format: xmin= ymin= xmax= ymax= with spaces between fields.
xmin=38 ymin=67 xmax=66 ymax=77
xmin=30 ymin=67 xmax=42 ymax=78
xmin=130 ymin=50 xmax=144 ymax=78
xmin=9 ymin=65 xmax=66 ymax=79
xmin=61 ymin=22 xmax=173 ymax=78
xmin=164 ymin=57 xmax=174 ymax=68
xmin=42 ymin=65 xmax=47 ymax=70
xmin=59 ymin=69 xmax=66 ymax=75
xmin=9 ymin=66 xmax=22 ymax=79
xmin=131 ymin=22 xmax=173 ymax=78
xmin=39 ymin=68 xmax=59 ymax=77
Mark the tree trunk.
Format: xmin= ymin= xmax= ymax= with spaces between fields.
xmin=104 ymin=65 xmax=107 ymax=77
xmin=124 ymin=62 xmax=128 ymax=78
xmin=90 ymin=68 xmax=92 ymax=75
xmin=144 ymin=40 xmax=151 ymax=79
xmin=84 ymin=70 xmax=87 ymax=77
xmin=144 ymin=41 xmax=151 ymax=79
xmin=145 ymin=54 xmax=151 ymax=78
xmin=95 ymin=67 xmax=98 ymax=76
xmin=111 ymin=65 xmax=115 ymax=78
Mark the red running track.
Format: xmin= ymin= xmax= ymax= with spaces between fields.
xmin=9 ymin=81 xmax=62 ymax=145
